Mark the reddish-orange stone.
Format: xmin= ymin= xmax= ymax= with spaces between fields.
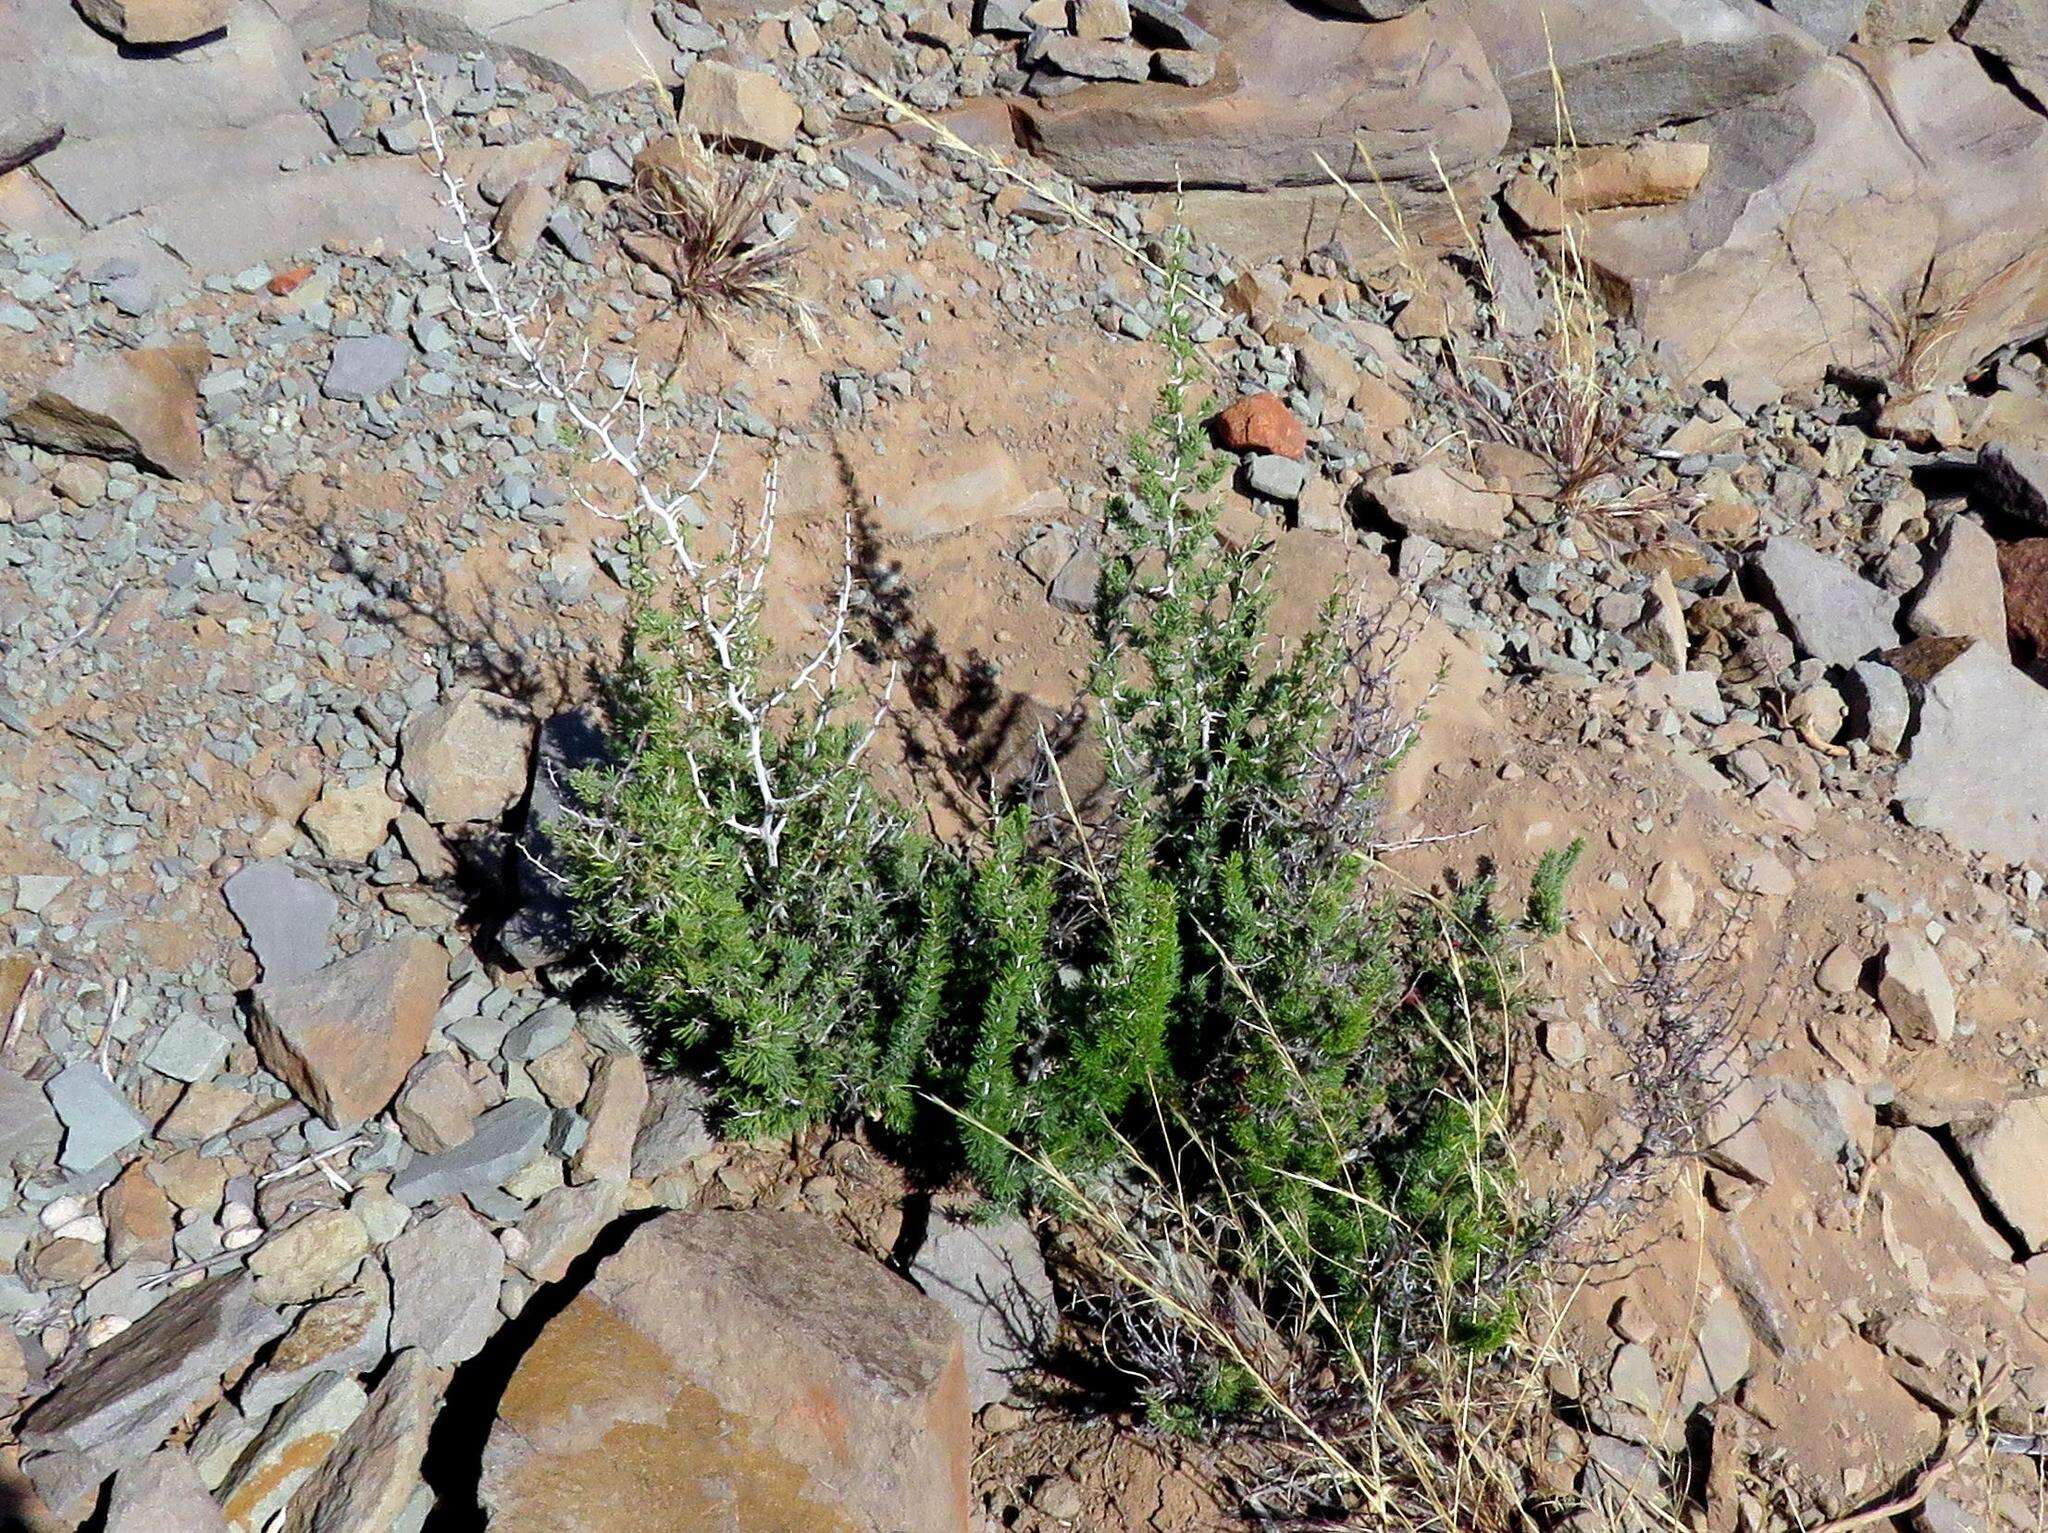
xmin=1211 ymin=393 xmax=1308 ymax=460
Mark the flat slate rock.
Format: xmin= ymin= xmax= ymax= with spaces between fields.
xmin=20 ymin=1272 xmax=286 ymax=1520
xmin=224 ymin=860 xmax=338 ymax=983
xmin=390 ymin=1097 xmax=553 ymax=1205
xmin=46 ymin=1059 xmax=148 ymax=1173
xmin=1748 ymin=537 xmax=1899 ymax=667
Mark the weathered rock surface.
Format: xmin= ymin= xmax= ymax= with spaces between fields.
xmin=390 ymin=1097 xmax=553 ymax=1204
xmin=479 ymin=1209 xmax=972 ymax=1532
xmin=1015 ymin=0 xmax=1509 ymax=191
xmin=7 ymin=343 xmax=206 ymax=477
xmin=387 ymin=1205 xmax=506 ymax=1365
xmin=250 ymin=937 xmax=447 ymax=1130
xmin=1462 ymin=0 xmax=1819 ymax=147
xmin=1877 ymin=927 xmax=1955 ymax=1045
xmin=1904 ymin=515 xmax=2006 ymax=652
xmin=76 ymin=0 xmax=229 ymax=43
xmin=218 ymin=1371 xmax=368 ymax=1531
xmin=1955 ymin=1096 xmax=2048 ymax=1253
xmin=19 ymin=1273 xmax=285 ymax=1519
xmin=677 ymin=60 xmax=802 ymax=152
xmin=1896 ymin=644 xmax=2048 ymax=867
xmin=1361 ymin=460 xmax=1509 ymax=551
xmin=1587 ymin=44 xmax=2048 ymax=401
xmin=400 ymin=688 xmax=537 ymax=828
xmin=223 ymin=860 xmax=337 ymax=983
xmin=47 ymin=1058 xmax=149 ymax=1172
xmin=365 ymin=0 xmax=671 ymax=99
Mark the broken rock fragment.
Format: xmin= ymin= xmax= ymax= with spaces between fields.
xmin=1876 ymin=927 xmax=1955 ymax=1046
xmin=677 ymin=60 xmax=801 ymax=153
xmin=18 ymin=1273 xmax=286 ymax=1520
xmin=250 ymin=937 xmax=447 ymax=1130
xmin=7 ymin=342 xmax=206 ymax=478
xmin=400 ymin=688 xmax=538 ymax=828
xmin=75 ymin=0 xmax=228 ymax=43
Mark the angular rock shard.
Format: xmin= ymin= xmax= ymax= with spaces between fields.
xmin=1896 ymin=644 xmax=2048 ymax=868
xmin=250 ymin=937 xmax=447 ymax=1130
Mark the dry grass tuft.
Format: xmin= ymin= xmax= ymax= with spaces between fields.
xmin=615 ymin=130 xmax=814 ymax=335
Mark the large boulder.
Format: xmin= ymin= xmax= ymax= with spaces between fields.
xmin=1584 ymin=43 xmax=2048 ymax=402
xmin=1014 ymin=0 xmax=1509 ymax=191
xmin=479 ymin=1210 xmax=973 ymax=1532
xmin=1460 ymin=0 xmax=1821 ymax=148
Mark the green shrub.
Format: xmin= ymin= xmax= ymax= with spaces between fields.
xmin=562 ymin=238 xmax=1583 ymax=1373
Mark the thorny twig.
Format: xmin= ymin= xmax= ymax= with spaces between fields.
xmin=414 ymin=69 xmax=897 ymax=869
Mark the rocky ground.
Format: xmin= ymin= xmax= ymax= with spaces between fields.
xmin=6 ymin=0 xmax=2048 ymax=1528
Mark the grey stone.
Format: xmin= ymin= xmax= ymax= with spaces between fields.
xmin=143 ymin=1013 xmax=232 ymax=1083
xmin=496 ymin=705 xmax=600 ymax=963
xmin=909 ymin=1213 xmax=1055 ymax=1408
xmin=19 ymin=1273 xmax=286 ymax=1520
xmin=502 ymin=1001 xmax=574 ymax=1062
xmin=0 ymin=1066 xmax=60 ymax=1174
xmin=387 ymin=1206 xmax=505 ymax=1365
xmin=1049 ymin=547 xmax=1100 ymax=613
xmin=572 ymin=144 xmax=633 ymax=186
xmin=217 ymin=1372 xmax=369 ymax=1531
xmin=1462 ymin=0 xmax=1822 ymax=150
xmin=390 ymin=1098 xmax=552 ymax=1205
xmin=976 ymin=0 xmax=1033 ymax=32
xmin=1904 ymin=515 xmax=2006 ymax=651
xmin=1955 ymin=1096 xmax=2048 ymax=1252
xmin=104 ymin=1450 xmax=231 ymax=1533
xmin=321 ymin=335 xmax=412 ymax=404
xmin=1127 ymin=0 xmax=1218 ymax=48
xmin=633 ymin=1075 xmax=712 ymax=1183
xmin=1896 ymin=645 xmax=2048 ymax=867
xmin=224 ymin=860 xmax=338 ymax=983
xmin=1361 ymin=461 xmax=1510 ymax=551
xmin=1748 ymin=538 xmax=1898 ymax=666
xmin=1879 ymin=927 xmax=1956 ymax=1045
xmin=1033 ymin=33 xmax=1151 ymax=79
xmin=275 ymin=1348 xmax=439 ymax=1533
xmin=46 ymin=1059 xmax=149 ymax=1173
xmin=1767 ymin=0 xmax=1868 ymax=46
xmin=1842 ymin=660 xmax=1911 ymax=753
xmin=1245 ymin=453 xmax=1308 ymax=501
xmin=512 ymin=1177 xmax=625 ymax=1283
